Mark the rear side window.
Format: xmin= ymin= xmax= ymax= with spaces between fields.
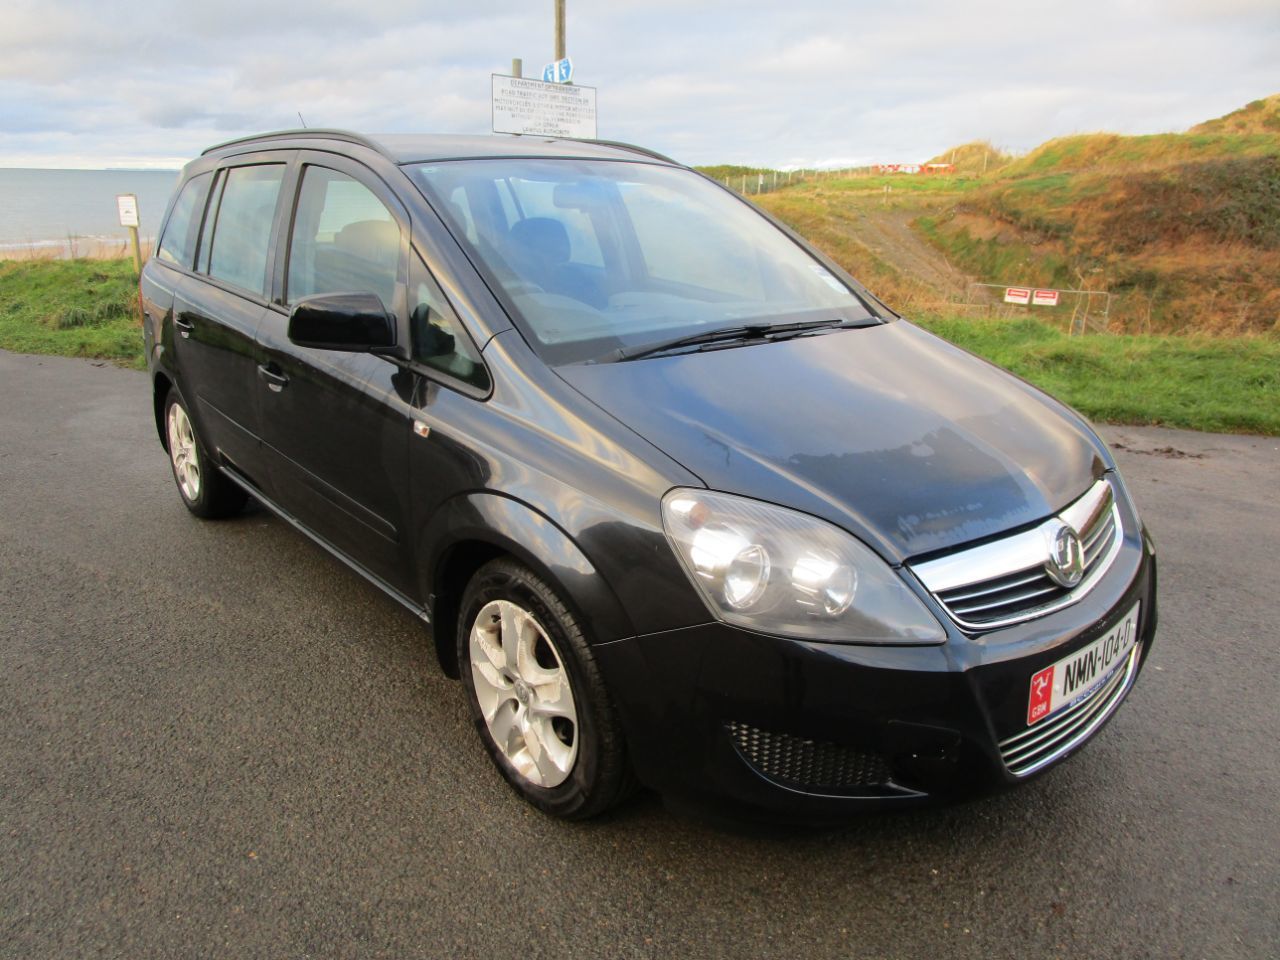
xmin=156 ymin=173 xmax=211 ymax=268
xmin=287 ymin=167 xmax=400 ymax=311
xmin=206 ymin=164 xmax=285 ymax=296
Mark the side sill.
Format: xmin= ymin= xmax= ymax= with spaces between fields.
xmin=220 ymin=465 xmax=430 ymax=625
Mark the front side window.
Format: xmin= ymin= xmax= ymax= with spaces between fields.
xmin=407 ymin=159 xmax=870 ymax=364
xmin=156 ymin=172 xmax=211 ymax=268
xmin=205 ymin=164 xmax=285 ymax=296
xmin=287 ymin=167 xmax=400 ymax=311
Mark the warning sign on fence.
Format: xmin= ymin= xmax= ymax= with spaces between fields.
xmin=1004 ymin=287 xmax=1031 ymax=305
xmin=1033 ymin=289 xmax=1060 ymax=306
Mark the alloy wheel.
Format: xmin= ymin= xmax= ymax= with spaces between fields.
xmin=468 ymin=599 xmax=579 ymax=788
xmin=167 ymin=402 xmax=201 ymax=502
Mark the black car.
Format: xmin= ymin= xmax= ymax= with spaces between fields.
xmin=141 ymin=130 xmax=1157 ymax=821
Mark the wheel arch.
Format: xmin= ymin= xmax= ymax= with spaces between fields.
xmin=423 ymin=492 xmax=636 ymax=677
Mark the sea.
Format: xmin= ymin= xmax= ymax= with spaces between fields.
xmin=0 ymin=168 xmax=181 ymax=251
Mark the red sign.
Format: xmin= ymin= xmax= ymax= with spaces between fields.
xmin=1027 ymin=665 xmax=1055 ymax=725
xmin=1033 ymin=289 xmax=1060 ymax=306
xmin=1004 ymin=287 xmax=1031 ymax=305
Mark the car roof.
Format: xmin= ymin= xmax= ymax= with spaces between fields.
xmin=201 ymin=129 xmax=678 ymax=166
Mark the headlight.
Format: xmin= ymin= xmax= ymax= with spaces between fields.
xmin=662 ymin=489 xmax=945 ymax=644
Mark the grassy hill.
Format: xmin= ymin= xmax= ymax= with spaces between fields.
xmin=748 ymin=95 xmax=1280 ymax=336
xmin=1190 ymin=94 xmax=1280 ymax=135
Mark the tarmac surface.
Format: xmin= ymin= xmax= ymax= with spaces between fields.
xmin=1 ymin=349 xmax=1277 ymax=959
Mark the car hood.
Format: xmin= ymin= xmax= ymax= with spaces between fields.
xmin=556 ymin=321 xmax=1108 ymax=562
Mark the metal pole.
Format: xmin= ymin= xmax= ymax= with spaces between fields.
xmin=128 ymin=225 xmax=142 ymax=275
xmin=554 ymin=0 xmax=565 ymax=61
xmin=511 ymin=58 xmax=522 ymax=78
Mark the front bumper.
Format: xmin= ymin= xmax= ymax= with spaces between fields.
xmin=595 ymin=527 xmax=1157 ymax=821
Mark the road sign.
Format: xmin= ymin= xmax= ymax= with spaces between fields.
xmin=1004 ymin=287 xmax=1031 ymax=305
xmin=542 ymin=57 xmax=573 ymax=84
xmin=116 ymin=194 xmax=139 ymax=228
xmin=492 ymin=74 xmax=597 ymax=139
xmin=1033 ymin=289 xmax=1061 ymax=306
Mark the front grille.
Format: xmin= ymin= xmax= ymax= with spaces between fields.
xmin=911 ymin=478 xmax=1123 ymax=630
xmin=938 ymin=505 xmax=1117 ymax=626
xmin=727 ymin=722 xmax=890 ymax=790
xmin=998 ymin=644 xmax=1141 ymax=777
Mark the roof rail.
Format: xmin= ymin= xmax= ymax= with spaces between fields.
xmin=201 ymin=128 xmax=394 ymax=160
xmin=562 ymin=138 xmax=680 ymax=165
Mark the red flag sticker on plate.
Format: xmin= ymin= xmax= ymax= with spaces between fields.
xmin=1027 ymin=665 xmax=1054 ymax=725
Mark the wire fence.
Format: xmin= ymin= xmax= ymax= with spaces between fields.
xmin=960 ymin=283 xmax=1116 ymax=335
xmin=717 ymin=167 xmax=875 ymax=196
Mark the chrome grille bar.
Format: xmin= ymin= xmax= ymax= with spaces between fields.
xmin=943 ymin=568 xmax=1045 ymax=603
xmin=950 ymin=582 xmax=1061 ymax=616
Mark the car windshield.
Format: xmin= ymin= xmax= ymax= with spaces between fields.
xmin=406 ymin=158 xmax=874 ymax=364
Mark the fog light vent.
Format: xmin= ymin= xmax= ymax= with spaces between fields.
xmin=727 ymin=721 xmax=890 ymax=790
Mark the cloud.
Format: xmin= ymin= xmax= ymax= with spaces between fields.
xmin=0 ymin=0 xmax=1277 ymax=168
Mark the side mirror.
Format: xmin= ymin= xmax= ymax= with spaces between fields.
xmin=287 ymin=293 xmax=397 ymax=353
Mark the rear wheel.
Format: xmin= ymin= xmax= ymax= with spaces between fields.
xmin=164 ymin=390 xmax=246 ymax=519
xmin=458 ymin=558 xmax=634 ymax=819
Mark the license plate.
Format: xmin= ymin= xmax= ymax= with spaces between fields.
xmin=1026 ymin=603 xmax=1140 ymax=726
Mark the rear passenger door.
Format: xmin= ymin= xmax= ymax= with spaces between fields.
xmin=141 ymin=170 xmax=213 ymax=370
xmin=172 ymin=154 xmax=291 ymax=483
xmin=254 ymin=153 xmax=418 ymax=595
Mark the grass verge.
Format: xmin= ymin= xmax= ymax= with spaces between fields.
xmin=914 ymin=313 xmax=1280 ymax=435
xmin=0 ymin=258 xmax=144 ymax=369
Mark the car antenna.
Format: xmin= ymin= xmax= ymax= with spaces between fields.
xmin=297 ymin=112 xmax=307 ymax=129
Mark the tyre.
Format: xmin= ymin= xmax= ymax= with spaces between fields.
xmin=458 ymin=558 xmax=634 ymax=819
xmin=163 ymin=389 xmax=247 ymax=519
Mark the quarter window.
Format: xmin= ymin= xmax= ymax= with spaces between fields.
xmin=409 ymin=252 xmax=488 ymax=390
xmin=156 ymin=173 xmax=211 ymax=268
xmin=287 ymin=167 xmax=400 ymax=311
xmin=205 ymin=164 xmax=285 ymax=296
xmin=195 ymin=170 xmax=224 ymax=274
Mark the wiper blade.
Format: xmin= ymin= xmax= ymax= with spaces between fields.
xmin=614 ymin=323 xmax=773 ymax=362
xmin=613 ymin=316 xmax=878 ymax=362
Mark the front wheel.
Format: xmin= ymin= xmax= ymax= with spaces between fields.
xmin=458 ymin=558 xmax=634 ymax=819
xmin=164 ymin=390 xmax=246 ymax=519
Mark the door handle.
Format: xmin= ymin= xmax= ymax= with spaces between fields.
xmin=174 ymin=315 xmax=194 ymax=339
xmin=257 ymin=363 xmax=290 ymax=392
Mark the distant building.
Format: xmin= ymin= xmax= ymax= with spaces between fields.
xmin=874 ymin=162 xmax=954 ymax=175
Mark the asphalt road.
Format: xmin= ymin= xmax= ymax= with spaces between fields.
xmin=1 ymin=349 xmax=1277 ymax=960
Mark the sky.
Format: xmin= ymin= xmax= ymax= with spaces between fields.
xmin=2 ymin=0 xmax=1278 ymax=170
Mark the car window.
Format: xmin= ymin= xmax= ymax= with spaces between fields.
xmin=409 ymin=252 xmax=488 ymax=390
xmin=206 ymin=164 xmax=285 ymax=296
xmin=287 ymin=167 xmax=400 ymax=311
xmin=409 ymin=159 xmax=868 ymax=365
xmin=503 ymin=177 xmax=604 ymax=268
xmin=617 ymin=180 xmax=760 ymax=299
xmin=195 ymin=170 xmax=224 ymax=274
xmin=156 ymin=172 xmax=211 ymax=268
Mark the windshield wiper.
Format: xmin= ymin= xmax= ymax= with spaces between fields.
xmin=612 ymin=316 xmax=878 ymax=362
